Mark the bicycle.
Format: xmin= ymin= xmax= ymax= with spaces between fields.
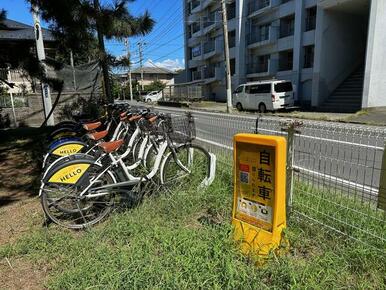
xmin=42 ymin=107 xmax=147 ymax=168
xmin=39 ymin=112 xmax=216 ymax=229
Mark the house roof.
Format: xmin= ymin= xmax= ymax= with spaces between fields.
xmin=0 ymin=19 xmax=55 ymax=42
xmin=131 ymin=66 xmax=176 ymax=75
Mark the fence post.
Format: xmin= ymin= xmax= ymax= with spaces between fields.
xmin=378 ymin=142 xmax=386 ymax=211
xmin=286 ymin=124 xmax=295 ymax=218
xmin=7 ymin=68 xmax=17 ymax=127
xmin=281 ymin=120 xmax=302 ymax=219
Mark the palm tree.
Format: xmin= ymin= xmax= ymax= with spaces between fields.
xmin=27 ymin=0 xmax=155 ymax=103
xmin=0 ymin=9 xmax=6 ymax=29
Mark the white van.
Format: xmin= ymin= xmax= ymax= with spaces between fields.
xmin=232 ymin=80 xmax=295 ymax=112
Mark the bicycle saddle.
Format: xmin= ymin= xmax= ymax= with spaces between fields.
xmin=98 ymin=139 xmax=124 ymax=153
xmin=87 ymin=130 xmax=108 ymax=141
xmin=83 ymin=121 xmax=102 ymax=131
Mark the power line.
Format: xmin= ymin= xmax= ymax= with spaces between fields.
xmin=144 ymin=32 xmax=184 ymax=52
xmin=132 ymin=0 xmax=150 ymax=14
xmin=142 ymin=5 xmax=183 ymax=44
xmin=142 ymin=0 xmax=181 ymax=41
xmin=131 ymin=45 xmax=184 ymax=65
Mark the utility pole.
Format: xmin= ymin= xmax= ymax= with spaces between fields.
xmin=6 ymin=67 xmax=17 ymax=127
xmin=138 ymin=40 xmax=145 ymax=91
xmin=69 ymin=50 xmax=77 ymax=91
xmin=94 ymin=0 xmax=113 ymax=103
xmin=32 ymin=5 xmax=55 ymax=125
xmin=220 ymin=0 xmax=233 ymax=113
xmin=124 ymin=38 xmax=133 ymax=101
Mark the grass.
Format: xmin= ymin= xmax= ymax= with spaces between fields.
xmin=1 ymin=165 xmax=386 ymax=289
xmin=294 ymin=181 xmax=386 ymax=250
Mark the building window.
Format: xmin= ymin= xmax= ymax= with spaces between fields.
xmin=192 ymin=22 xmax=200 ymax=34
xmin=228 ymin=30 xmax=236 ymax=48
xmin=191 ymin=0 xmax=200 ymax=11
xmin=227 ymin=1 xmax=236 ymax=20
xmin=247 ymin=54 xmax=269 ymax=74
xmin=248 ymin=0 xmax=270 ymax=15
xmin=279 ymin=49 xmax=293 ymax=71
xmin=303 ymin=45 xmax=314 ymax=68
xmin=203 ymin=10 xmax=217 ymax=28
xmin=191 ymin=68 xmax=201 ymax=81
xmin=279 ymin=14 xmax=295 ymax=38
xmin=305 ymin=6 xmax=317 ymax=31
xmin=259 ymin=24 xmax=270 ymax=41
xmin=281 ymin=0 xmax=291 ymax=4
xmin=247 ymin=22 xmax=270 ymax=44
xmin=230 ymin=58 xmax=236 ymax=75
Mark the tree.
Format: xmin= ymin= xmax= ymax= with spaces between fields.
xmin=145 ymin=80 xmax=166 ymax=92
xmin=0 ymin=9 xmax=6 ymax=28
xmin=27 ymin=0 xmax=155 ymax=103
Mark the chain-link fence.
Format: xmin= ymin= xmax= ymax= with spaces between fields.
xmin=155 ymin=107 xmax=386 ymax=251
xmin=256 ymin=116 xmax=386 ymax=250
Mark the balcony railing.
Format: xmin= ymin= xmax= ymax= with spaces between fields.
xmin=203 ymin=41 xmax=215 ymax=54
xmin=191 ymin=0 xmax=200 ymax=11
xmin=201 ymin=0 xmax=214 ymax=10
xmin=246 ymin=29 xmax=269 ymax=45
xmin=202 ymin=12 xmax=221 ymax=35
xmin=204 ymin=66 xmax=215 ymax=79
xmin=246 ymin=60 xmax=270 ymax=74
xmin=203 ymin=66 xmax=224 ymax=82
xmin=202 ymin=37 xmax=223 ymax=59
xmin=192 ymin=70 xmax=202 ymax=81
xmin=203 ymin=14 xmax=215 ymax=29
xmin=248 ymin=0 xmax=270 ymax=15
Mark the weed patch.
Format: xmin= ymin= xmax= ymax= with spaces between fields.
xmin=1 ymin=166 xmax=385 ymax=289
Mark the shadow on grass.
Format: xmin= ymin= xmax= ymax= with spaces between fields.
xmin=0 ymin=127 xmax=51 ymax=208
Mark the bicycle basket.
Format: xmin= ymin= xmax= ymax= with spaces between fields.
xmin=167 ymin=113 xmax=196 ymax=143
xmin=138 ymin=117 xmax=164 ymax=137
xmin=138 ymin=118 xmax=155 ymax=133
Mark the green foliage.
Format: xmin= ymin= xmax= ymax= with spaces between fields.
xmin=144 ymin=80 xmax=166 ymax=93
xmin=58 ymin=96 xmax=103 ymax=120
xmin=27 ymin=0 xmax=155 ymax=66
xmin=1 ymin=165 xmax=385 ymax=289
xmin=0 ymin=9 xmax=6 ymax=29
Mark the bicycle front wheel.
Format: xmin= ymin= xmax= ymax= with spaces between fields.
xmin=161 ymin=144 xmax=211 ymax=190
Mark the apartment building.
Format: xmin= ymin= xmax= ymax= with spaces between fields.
xmin=183 ymin=0 xmax=386 ymax=111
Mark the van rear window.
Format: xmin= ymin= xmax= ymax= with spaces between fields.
xmin=274 ymin=82 xmax=293 ymax=92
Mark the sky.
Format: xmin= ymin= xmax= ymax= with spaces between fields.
xmin=0 ymin=0 xmax=185 ymax=71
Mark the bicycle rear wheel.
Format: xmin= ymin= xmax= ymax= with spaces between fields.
xmin=161 ymin=144 xmax=211 ymax=190
xmin=40 ymin=164 xmax=115 ymax=229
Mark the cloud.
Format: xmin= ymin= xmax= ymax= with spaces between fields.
xmin=144 ymin=58 xmax=185 ymax=71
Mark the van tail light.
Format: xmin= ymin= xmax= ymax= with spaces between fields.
xmin=271 ymin=94 xmax=276 ymax=102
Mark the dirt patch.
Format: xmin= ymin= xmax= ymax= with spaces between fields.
xmin=0 ymin=139 xmax=42 ymax=208
xmin=0 ymin=257 xmax=48 ymax=290
xmin=0 ymin=135 xmax=44 ymax=245
xmin=0 ymin=198 xmax=42 ymax=246
xmin=0 ymin=128 xmax=47 ymax=288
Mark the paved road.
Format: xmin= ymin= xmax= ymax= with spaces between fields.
xmin=131 ymin=102 xmax=386 ymax=200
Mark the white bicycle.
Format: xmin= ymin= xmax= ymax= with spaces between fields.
xmin=39 ymin=112 xmax=216 ymax=229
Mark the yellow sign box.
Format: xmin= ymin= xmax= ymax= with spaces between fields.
xmin=232 ymin=134 xmax=287 ymax=257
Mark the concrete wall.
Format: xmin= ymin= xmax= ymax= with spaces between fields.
xmin=312 ymin=6 xmax=368 ymax=106
xmin=362 ymin=0 xmax=386 ymax=108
